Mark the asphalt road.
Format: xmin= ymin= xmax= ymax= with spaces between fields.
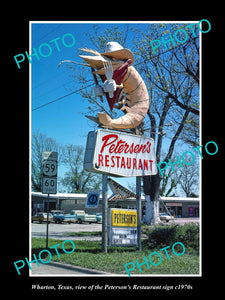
xmin=31 ymin=222 xmax=102 ymax=240
xmin=173 ymin=217 xmax=199 ymax=225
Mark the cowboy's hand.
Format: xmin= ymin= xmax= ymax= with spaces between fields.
xmin=94 ymin=84 xmax=104 ymax=97
xmin=103 ymin=79 xmax=116 ymax=96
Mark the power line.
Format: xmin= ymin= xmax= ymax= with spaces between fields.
xmin=32 ymin=36 xmax=199 ymax=112
xmin=32 ymin=83 xmax=94 ymax=111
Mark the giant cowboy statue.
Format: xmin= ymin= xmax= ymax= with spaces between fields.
xmin=79 ymin=41 xmax=149 ymax=131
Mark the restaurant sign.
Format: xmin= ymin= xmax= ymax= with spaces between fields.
xmin=84 ymin=129 xmax=157 ymax=177
xmin=108 ymin=208 xmax=138 ymax=246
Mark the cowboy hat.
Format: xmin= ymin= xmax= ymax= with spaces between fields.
xmin=101 ymin=41 xmax=134 ymax=64
xmin=79 ymin=42 xmax=134 ymax=73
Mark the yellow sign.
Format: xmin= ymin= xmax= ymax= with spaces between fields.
xmin=111 ymin=209 xmax=137 ymax=227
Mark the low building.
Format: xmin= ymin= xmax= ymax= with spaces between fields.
xmin=31 ymin=192 xmax=199 ymax=218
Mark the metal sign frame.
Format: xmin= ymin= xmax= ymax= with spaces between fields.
xmin=108 ymin=208 xmax=138 ymax=247
xmin=84 ymin=128 xmax=157 ymax=177
xmin=101 ymin=175 xmax=142 ymax=253
xmin=42 ymin=152 xmax=58 ymax=195
xmin=42 ymin=151 xmax=58 ymax=248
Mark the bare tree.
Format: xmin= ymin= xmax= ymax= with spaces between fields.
xmin=160 ymin=167 xmax=180 ymax=197
xmin=61 ymin=145 xmax=101 ymax=193
xmin=69 ymin=23 xmax=200 ymax=224
xmin=174 ymin=157 xmax=199 ymax=197
xmin=134 ymin=24 xmax=199 ymax=224
xmin=31 ymin=131 xmax=61 ymax=192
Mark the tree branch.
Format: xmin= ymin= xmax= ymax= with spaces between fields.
xmin=164 ymin=109 xmax=190 ymax=162
xmin=147 ymin=109 xmax=156 ymax=140
xmin=156 ymin=96 xmax=170 ymax=162
xmin=167 ymin=92 xmax=199 ymax=116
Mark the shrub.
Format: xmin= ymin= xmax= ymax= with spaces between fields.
xmin=142 ymin=223 xmax=199 ymax=254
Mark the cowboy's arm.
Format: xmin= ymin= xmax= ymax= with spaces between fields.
xmin=94 ymin=80 xmax=117 ymax=98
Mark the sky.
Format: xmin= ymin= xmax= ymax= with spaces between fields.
xmin=31 ymin=22 xmax=144 ymax=146
xmin=29 ymin=22 xmax=152 ymax=187
xmin=31 ymin=23 xmax=94 ymax=146
xmin=31 ymin=22 xmax=142 ymax=190
xmin=31 ymin=21 xmax=200 ymax=195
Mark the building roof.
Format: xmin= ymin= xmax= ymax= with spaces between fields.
xmin=32 ymin=192 xmax=88 ymax=199
xmin=31 ymin=192 xmax=199 ymax=203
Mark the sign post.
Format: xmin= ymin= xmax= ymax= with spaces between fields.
xmin=46 ymin=194 xmax=50 ymax=249
xmin=84 ymin=128 xmax=157 ymax=252
xmin=102 ymin=174 xmax=108 ymax=253
xmin=42 ymin=151 xmax=58 ymax=248
xmin=136 ymin=176 xmax=142 ymax=251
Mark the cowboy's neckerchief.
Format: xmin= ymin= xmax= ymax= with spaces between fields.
xmin=99 ymin=59 xmax=132 ymax=111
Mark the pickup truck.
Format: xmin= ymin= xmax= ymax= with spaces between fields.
xmin=50 ymin=210 xmax=65 ymax=223
xmin=64 ymin=210 xmax=77 ymax=224
xmin=64 ymin=210 xmax=97 ymax=224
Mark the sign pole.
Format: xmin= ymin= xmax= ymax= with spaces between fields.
xmin=136 ymin=176 xmax=142 ymax=251
xmin=42 ymin=151 xmax=58 ymax=249
xmin=46 ymin=193 xmax=50 ymax=249
xmin=102 ymin=174 xmax=108 ymax=253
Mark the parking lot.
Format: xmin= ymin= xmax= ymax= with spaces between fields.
xmin=31 ymin=222 xmax=102 ymax=240
xmin=31 ymin=217 xmax=199 ymax=240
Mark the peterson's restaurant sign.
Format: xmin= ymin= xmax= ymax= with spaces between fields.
xmin=84 ymin=129 xmax=157 ymax=177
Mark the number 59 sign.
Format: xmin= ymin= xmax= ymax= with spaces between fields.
xmin=42 ymin=151 xmax=58 ymax=194
xmin=43 ymin=161 xmax=57 ymax=176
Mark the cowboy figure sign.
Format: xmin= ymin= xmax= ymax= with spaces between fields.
xmin=79 ymin=41 xmax=149 ymax=130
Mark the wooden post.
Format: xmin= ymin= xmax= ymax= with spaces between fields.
xmin=102 ymin=174 xmax=108 ymax=253
xmin=136 ymin=176 xmax=142 ymax=251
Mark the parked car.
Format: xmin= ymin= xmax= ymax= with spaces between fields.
xmin=64 ymin=210 xmax=77 ymax=224
xmin=32 ymin=212 xmax=53 ymax=223
xmin=159 ymin=213 xmax=174 ymax=222
xmin=75 ymin=210 xmax=97 ymax=224
xmin=50 ymin=210 xmax=65 ymax=223
xmin=64 ymin=210 xmax=97 ymax=224
xmin=96 ymin=213 xmax=102 ymax=223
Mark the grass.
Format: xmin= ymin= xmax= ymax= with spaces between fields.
xmin=32 ymin=235 xmax=199 ymax=275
